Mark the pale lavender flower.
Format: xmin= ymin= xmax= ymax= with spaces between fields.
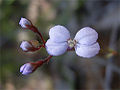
xmin=19 ymin=17 xmax=32 ymax=28
xmin=45 ymin=25 xmax=100 ymax=58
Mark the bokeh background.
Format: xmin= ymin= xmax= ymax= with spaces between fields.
xmin=0 ymin=0 xmax=120 ymax=90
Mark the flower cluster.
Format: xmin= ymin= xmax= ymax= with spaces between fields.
xmin=19 ymin=17 xmax=100 ymax=75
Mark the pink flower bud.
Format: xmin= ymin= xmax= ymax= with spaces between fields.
xmin=19 ymin=17 xmax=32 ymax=28
xmin=20 ymin=63 xmax=35 ymax=75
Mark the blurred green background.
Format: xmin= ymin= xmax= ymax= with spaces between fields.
xmin=0 ymin=0 xmax=120 ymax=90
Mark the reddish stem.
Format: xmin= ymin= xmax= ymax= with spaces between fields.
xmin=31 ymin=55 xmax=52 ymax=73
xmin=33 ymin=26 xmax=46 ymax=47
xmin=24 ymin=44 xmax=44 ymax=52
xmin=27 ymin=25 xmax=46 ymax=47
xmin=43 ymin=55 xmax=53 ymax=63
xmin=36 ymin=32 xmax=46 ymax=47
xmin=36 ymin=55 xmax=52 ymax=66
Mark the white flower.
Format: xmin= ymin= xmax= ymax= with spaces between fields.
xmin=20 ymin=63 xmax=34 ymax=75
xmin=19 ymin=17 xmax=32 ymax=28
xmin=45 ymin=25 xmax=100 ymax=58
xmin=20 ymin=41 xmax=32 ymax=51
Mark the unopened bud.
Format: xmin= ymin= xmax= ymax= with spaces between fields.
xmin=20 ymin=61 xmax=44 ymax=75
xmin=19 ymin=17 xmax=32 ymax=28
xmin=20 ymin=40 xmax=40 ymax=52
xmin=20 ymin=41 xmax=32 ymax=52
xmin=20 ymin=63 xmax=35 ymax=75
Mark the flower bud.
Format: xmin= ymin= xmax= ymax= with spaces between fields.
xmin=20 ymin=40 xmax=41 ymax=52
xmin=19 ymin=17 xmax=32 ymax=28
xmin=20 ymin=41 xmax=33 ymax=52
xmin=20 ymin=61 xmax=44 ymax=75
xmin=20 ymin=63 xmax=35 ymax=75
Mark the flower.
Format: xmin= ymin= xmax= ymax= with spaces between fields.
xmin=20 ymin=41 xmax=33 ymax=52
xmin=20 ymin=63 xmax=35 ymax=75
xmin=45 ymin=25 xmax=100 ymax=58
xmin=19 ymin=17 xmax=32 ymax=28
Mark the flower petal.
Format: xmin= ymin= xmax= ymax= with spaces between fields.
xmin=75 ymin=42 xmax=100 ymax=58
xmin=74 ymin=27 xmax=98 ymax=45
xmin=45 ymin=39 xmax=68 ymax=56
xmin=49 ymin=25 xmax=70 ymax=43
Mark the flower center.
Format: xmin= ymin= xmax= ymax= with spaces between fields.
xmin=67 ymin=39 xmax=76 ymax=49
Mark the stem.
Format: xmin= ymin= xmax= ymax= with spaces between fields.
xmin=25 ymin=44 xmax=44 ymax=52
xmin=33 ymin=26 xmax=46 ymax=47
xmin=28 ymin=25 xmax=46 ymax=47
xmin=43 ymin=55 xmax=53 ymax=63
xmin=36 ymin=30 xmax=46 ymax=47
xmin=37 ymin=44 xmax=44 ymax=49
xmin=35 ymin=55 xmax=53 ymax=67
xmin=31 ymin=55 xmax=52 ymax=73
